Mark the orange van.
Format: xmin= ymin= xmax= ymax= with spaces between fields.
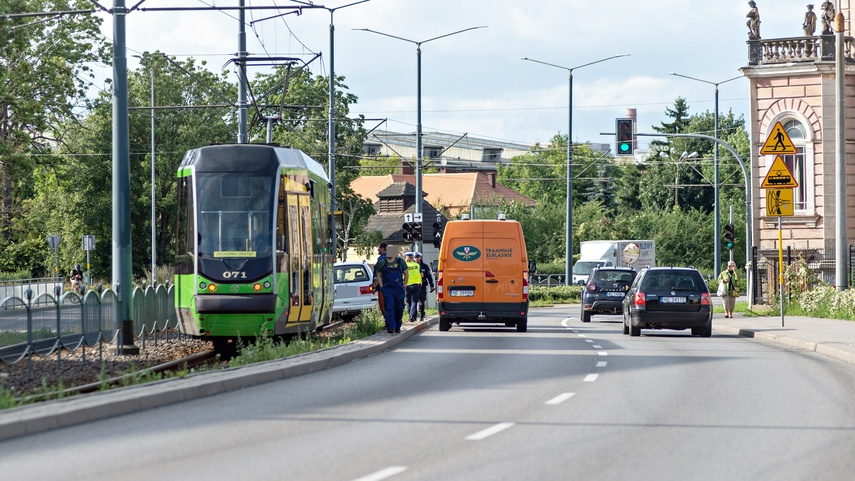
xmin=436 ymin=217 xmax=529 ymax=332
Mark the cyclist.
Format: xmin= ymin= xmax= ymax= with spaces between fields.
xmin=70 ymin=264 xmax=83 ymax=295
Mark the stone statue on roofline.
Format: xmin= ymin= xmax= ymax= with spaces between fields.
xmin=747 ymin=1 xmax=761 ymax=40
xmin=803 ymin=4 xmax=817 ymax=36
xmin=821 ymin=1 xmax=835 ymax=35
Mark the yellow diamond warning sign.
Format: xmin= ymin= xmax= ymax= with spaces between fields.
xmin=760 ymin=121 xmax=797 ymax=155
xmin=766 ymin=189 xmax=794 ymax=216
xmin=760 ymin=155 xmax=798 ymax=189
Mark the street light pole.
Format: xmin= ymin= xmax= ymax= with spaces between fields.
xmin=356 ymin=26 xmax=487 ymax=253
xmin=670 ymin=73 xmax=741 ymax=277
xmin=297 ymin=0 xmax=371 ymax=261
xmin=149 ymin=64 xmax=156 ymax=285
xmin=522 ymin=54 xmax=629 ymax=286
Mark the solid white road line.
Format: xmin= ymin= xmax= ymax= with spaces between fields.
xmin=545 ymin=392 xmax=576 ymax=405
xmin=351 ymin=466 xmax=408 ymax=481
xmin=583 ymin=373 xmax=599 ymax=382
xmin=466 ymin=422 xmax=515 ymax=441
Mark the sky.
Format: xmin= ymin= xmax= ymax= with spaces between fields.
xmin=89 ymin=0 xmax=815 ymax=150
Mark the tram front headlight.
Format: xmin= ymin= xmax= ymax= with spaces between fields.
xmin=199 ymin=281 xmax=206 ymax=290
xmin=263 ymin=281 xmax=271 ymax=289
xmin=207 ymin=283 xmax=217 ymax=292
xmin=254 ymin=283 xmax=262 ymax=291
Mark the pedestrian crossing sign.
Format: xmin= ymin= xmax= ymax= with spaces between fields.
xmin=760 ymin=121 xmax=797 ymax=155
xmin=760 ymin=155 xmax=799 ymax=189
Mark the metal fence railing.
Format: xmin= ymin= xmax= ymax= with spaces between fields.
xmin=0 ymin=282 xmax=181 ymax=378
xmin=529 ymin=274 xmax=568 ymax=286
xmin=751 ymin=246 xmax=854 ymax=305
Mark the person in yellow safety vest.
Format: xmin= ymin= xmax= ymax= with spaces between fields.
xmin=404 ymin=252 xmax=422 ymax=322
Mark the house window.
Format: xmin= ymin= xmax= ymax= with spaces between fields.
xmin=781 ymin=119 xmax=807 ymax=211
xmin=424 ymin=146 xmax=442 ymax=159
xmin=482 ymin=148 xmax=503 ymax=162
xmin=364 ymin=143 xmax=381 ymax=156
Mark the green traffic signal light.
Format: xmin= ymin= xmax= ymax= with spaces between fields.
xmin=724 ymin=224 xmax=735 ymax=250
xmin=615 ymin=118 xmax=634 ymax=156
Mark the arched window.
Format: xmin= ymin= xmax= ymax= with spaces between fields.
xmin=782 ymin=119 xmax=807 ymax=211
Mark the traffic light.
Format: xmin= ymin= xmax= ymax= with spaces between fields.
xmin=615 ymin=118 xmax=634 ymax=156
xmin=403 ymin=222 xmax=422 ymax=242
xmin=724 ymin=223 xmax=735 ymax=250
xmin=432 ymin=220 xmax=444 ymax=248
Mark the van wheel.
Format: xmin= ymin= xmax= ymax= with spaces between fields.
xmin=581 ymin=308 xmax=591 ymax=323
xmin=439 ymin=317 xmax=451 ymax=332
xmin=629 ymin=322 xmax=641 ymax=337
xmin=516 ymin=317 xmax=528 ymax=332
xmin=622 ymin=319 xmax=629 ymax=335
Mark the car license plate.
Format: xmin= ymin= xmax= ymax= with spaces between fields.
xmin=450 ymin=290 xmax=474 ymax=297
xmin=660 ymin=296 xmax=687 ymax=304
xmin=606 ymin=292 xmax=625 ymax=297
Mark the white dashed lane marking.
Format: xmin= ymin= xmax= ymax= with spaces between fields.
xmin=583 ymin=374 xmax=600 ymax=382
xmin=545 ymin=393 xmax=576 ymax=405
xmin=466 ymin=422 xmax=515 ymax=441
xmin=351 ymin=466 xmax=407 ymax=481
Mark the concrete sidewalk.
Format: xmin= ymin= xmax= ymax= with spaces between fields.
xmin=714 ymin=312 xmax=855 ymax=364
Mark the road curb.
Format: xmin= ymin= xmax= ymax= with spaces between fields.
xmin=0 ymin=317 xmax=438 ymax=442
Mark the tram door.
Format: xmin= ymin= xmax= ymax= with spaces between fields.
xmin=286 ymin=193 xmax=313 ymax=325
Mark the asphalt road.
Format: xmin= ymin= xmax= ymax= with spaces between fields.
xmin=2 ymin=306 xmax=855 ymax=481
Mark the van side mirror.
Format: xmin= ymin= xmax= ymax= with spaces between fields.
xmin=528 ymin=260 xmax=537 ymax=273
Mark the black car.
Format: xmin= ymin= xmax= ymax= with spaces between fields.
xmin=580 ymin=267 xmax=637 ymax=322
xmin=622 ymin=266 xmax=712 ymax=337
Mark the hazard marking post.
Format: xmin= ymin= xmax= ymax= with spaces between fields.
xmin=760 ymin=155 xmax=798 ymax=189
xmin=760 ymin=121 xmax=797 ymax=155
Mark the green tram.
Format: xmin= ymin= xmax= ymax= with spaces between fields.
xmin=174 ymin=144 xmax=334 ymax=350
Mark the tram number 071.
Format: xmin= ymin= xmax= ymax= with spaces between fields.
xmin=222 ymin=271 xmax=247 ymax=279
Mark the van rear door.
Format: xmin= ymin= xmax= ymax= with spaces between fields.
xmin=443 ymin=222 xmax=484 ymax=307
xmin=482 ymin=222 xmax=526 ymax=314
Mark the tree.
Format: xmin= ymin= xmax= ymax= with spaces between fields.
xmin=0 ymin=2 xmax=108 ymax=274
xmin=39 ymin=53 xmax=236 ymax=277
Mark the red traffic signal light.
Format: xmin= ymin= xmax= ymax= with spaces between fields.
xmin=616 ymin=118 xmax=634 ymax=156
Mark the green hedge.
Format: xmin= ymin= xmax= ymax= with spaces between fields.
xmin=529 ymin=285 xmax=581 ymax=304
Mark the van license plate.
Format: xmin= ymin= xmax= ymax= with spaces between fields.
xmin=660 ymin=296 xmax=686 ymax=304
xmin=606 ymin=292 xmax=625 ymax=297
xmin=450 ymin=290 xmax=474 ymax=297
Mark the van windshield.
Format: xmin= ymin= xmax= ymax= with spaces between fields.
xmin=573 ymin=261 xmax=606 ymax=275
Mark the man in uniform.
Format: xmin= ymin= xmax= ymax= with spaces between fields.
xmin=374 ymin=243 xmax=407 ymax=333
xmin=414 ymin=252 xmax=435 ymax=322
xmin=404 ymin=252 xmax=422 ymax=322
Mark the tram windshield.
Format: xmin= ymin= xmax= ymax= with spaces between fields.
xmin=196 ymin=173 xmax=275 ymax=259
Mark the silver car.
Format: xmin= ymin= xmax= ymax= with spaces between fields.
xmin=333 ymin=261 xmax=377 ymax=320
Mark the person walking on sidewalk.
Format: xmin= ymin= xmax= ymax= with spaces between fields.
xmin=375 ymin=243 xmax=407 ymax=333
xmin=718 ymin=260 xmax=740 ymax=318
xmin=414 ymin=252 xmax=435 ymax=322
xmin=404 ymin=252 xmax=422 ymax=322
